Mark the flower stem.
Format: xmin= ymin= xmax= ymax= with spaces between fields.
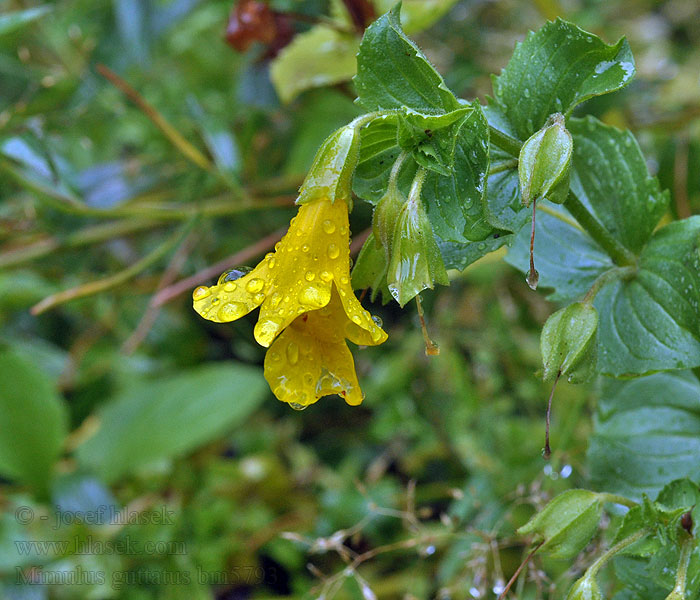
xmin=669 ymin=538 xmax=694 ymax=598
xmin=587 ymin=529 xmax=649 ymax=578
xmin=582 ymin=266 xmax=637 ymax=304
xmin=489 ymin=125 xmax=523 ymax=158
xmin=566 ymin=192 xmax=637 ymax=267
xmin=596 ymin=493 xmax=638 ymax=509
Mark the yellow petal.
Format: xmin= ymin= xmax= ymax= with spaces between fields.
xmin=264 ymin=291 xmax=366 ymax=407
xmin=193 ymin=261 xmax=270 ymax=323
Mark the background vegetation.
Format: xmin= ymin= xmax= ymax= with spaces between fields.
xmin=1 ymin=0 xmax=699 ymax=598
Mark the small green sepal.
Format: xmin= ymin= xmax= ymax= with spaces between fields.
xmin=541 ymin=302 xmax=598 ymax=383
xmin=297 ymin=124 xmax=360 ymax=205
xmin=352 ymin=233 xmax=391 ymax=304
xmin=519 ymin=113 xmax=573 ymax=206
xmin=373 ymin=179 xmax=406 ymax=254
xmin=518 ymin=489 xmax=603 ymax=560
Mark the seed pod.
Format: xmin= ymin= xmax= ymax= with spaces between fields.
xmin=541 ymin=302 xmax=598 ymax=383
xmin=518 ymin=489 xmax=603 ymax=560
xmin=519 ymin=113 xmax=573 ymax=207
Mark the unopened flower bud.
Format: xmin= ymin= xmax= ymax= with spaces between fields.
xmin=565 ymin=574 xmax=603 ymax=600
xmin=298 ymin=125 xmax=360 ymax=205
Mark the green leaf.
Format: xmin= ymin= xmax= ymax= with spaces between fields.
xmin=0 ymin=348 xmax=68 ymax=493
xmin=0 ymin=5 xmax=52 ymax=36
xmin=595 ymin=217 xmax=700 ymax=376
xmin=397 ymin=107 xmax=471 ymax=176
xmin=518 ymin=489 xmax=603 ymax=560
xmin=438 ymin=232 xmax=511 ymax=272
xmin=421 ymin=102 xmax=492 ymax=242
xmin=588 ymin=371 xmax=700 ymax=501
xmin=505 ymin=209 xmax=613 ymax=303
xmin=372 ymin=0 xmax=461 ymax=34
xmin=75 ymin=363 xmax=267 ymax=482
xmin=354 ymin=4 xmax=459 ymax=113
xmin=569 ymin=117 xmax=669 ymax=254
xmin=492 ymin=18 xmax=635 ymax=140
xmin=270 ymin=26 xmax=360 ymax=104
xmin=353 ymin=114 xmax=406 ymax=204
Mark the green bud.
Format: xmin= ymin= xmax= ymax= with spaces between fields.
xmin=372 ymin=180 xmax=406 ymax=255
xmin=565 ymin=574 xmax=603 ymax=600
xmin=298 ymin=124 xmax=360 ymax=205
xmin=519 ymin=113 xmax=573 ymax=206
xmin=386 ymin=194 xmax=449 ymax=307
xmin=352 ymin=232 xmax=390 ymax=304
xmin=518 ymin=489 xmax=603 ymax=560
xmin=541 ymin=302 xmax=598 ymax=384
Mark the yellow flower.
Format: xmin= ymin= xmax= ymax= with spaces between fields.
xmin=264 ymin=289 xmax=380 ymax=408
xmin=192 ymin=196 xmax=387 ymax=406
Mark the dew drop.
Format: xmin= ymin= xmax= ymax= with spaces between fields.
xmin=270 ymin=293 xmax=281 ymax=308
xmin=320 ymin=270 xmax=333 ymax=282
xmin=223 ymin=282 xmax=237 ymax=292
xmin=289 ymin=402 xmax=308 ymax=411
xmin=246 ymin=278 xmax=264 ymax=293
xmin=327 ymin=244 xmax=340 ymax=259
xmin=322 ymin=219 xmax=336 ymax=234
xmin=352 ymin=314 xmax=362 ymax=325
xmin=340 ymin=275 xmax=349 ymax=285
xmin=218 ymin=301 xmax=246 ymax=321
xmin=193 ymin=286 xmax=211 ymax=301
xmin=298 ymin=284 xmax=329 ymax=307
xmin=286 ymin=342 xmax=299 ymax=365
xmin=301 ymin=244 xmax=310 ymax=253
xmin=305 ymin=271 xmax=315 ymax=282
xmin=371 ymin=315 xmax=383 ymax=327
xmin=218 ymin=267 xmax=252 ymax=285
xmin=254 ymin=293 xmax=265 ymax=303
xmin=210 ymin=296 xmax=220 ymax=305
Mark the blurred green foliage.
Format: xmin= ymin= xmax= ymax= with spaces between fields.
xmin=1 ymin=0 xmax=699 ymax=598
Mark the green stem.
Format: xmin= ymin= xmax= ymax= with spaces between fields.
xmin=389 ymin=151 xmax=410 ymax=190
xmin=670 ymin=538 xmax=694 ymax=597
xmin=597 ymin=493 xmax=638 ymax=510
xmin=408 ymin=166 xmax=427 ymax=206
xmin=489 ymin=158 xmax=519 ymax=175
xmin=582 ymin=266 xmax=637 ymax=304
xmin=30 ymin=220 xmax=195 ymax=315
xmin=489 ymin=125 xmax=523 ymax=157
xmin=566 ymin=192 xmax=637 ymax=267
xmin=0 ymin=220 xmax=163 ymax=269
xmin=587 ymin=529 xmax=649 ymax=578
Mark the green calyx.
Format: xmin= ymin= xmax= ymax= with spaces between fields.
xmin=519 ymin=113 xmax=573 ymax=207
xmin=297 ymin=124 xmax=361 ymax=205
xmin=518 ymin=489 xmax=603 ymax=560
xmin=541 ymin=302 xmax=598 ymax=383
xmin=565 ymin=574 xmax=603 ymax=600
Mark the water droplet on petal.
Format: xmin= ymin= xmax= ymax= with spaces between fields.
xmin=305 ymin=271 xmax=315 ymax=282
xmin=352 ymin=315 xmax=362 ymax=325
xmin=211 ymin=296 xmax=220 ymax=305
xmin=254 ymin=293 xmax=265 ymax=303
xmin=301 ymin=244 xmax=310 ymax=253
xmin=223 ymin=282 xmax=237 ymax=292
xmin=254 ymin=318 xmax=281 ymax=346
xmin=218 ymin=267 xmax=252 ymax=285
xmin=340 ymin=275 xmax=349 ymax=285
xmin=327 ymin=244 xmax=340 ymax=259
xmin=322 ymin=220 xmax=336 ymax=234
xmin=270 ymin=293 xmax=281 ymax=308
xmin=298 ymin=284 xmax=330 ymax=308
xmin=320 ymin=271 xmax=333 ymax=282
xmin=193 ymin=286 xmax=211 ymax=301
xmin=246 ymin=278 xmax=264 ymax=293
xmin=218 ymin=301 xmax=246 ymax=321
xmin=289 ymin=402 xmax=307 ymax=411
xmin=286 ymin=342 xmax=299 ymax=365
xmin=371 ymin=315 xmax=383 ymax=327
